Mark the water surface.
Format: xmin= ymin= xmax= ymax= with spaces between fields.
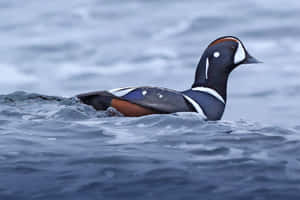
xmin=1 ymin=0 xmax=300 ymax=199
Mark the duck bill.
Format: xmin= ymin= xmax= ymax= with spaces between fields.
xmin=243 ymin=53 xmax=262 ymax=64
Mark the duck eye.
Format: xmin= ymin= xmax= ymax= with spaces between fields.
xmin=213 ymin=51 xmax=220 ymax=58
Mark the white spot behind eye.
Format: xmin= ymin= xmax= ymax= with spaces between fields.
xmin=142 ymin=90 xmax=147 ymax=96
xmin=213 ymin=51 xmax=220 ymax=58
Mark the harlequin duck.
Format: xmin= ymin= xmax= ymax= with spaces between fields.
xmin=77 ymin=36 xmax=261 ymax=120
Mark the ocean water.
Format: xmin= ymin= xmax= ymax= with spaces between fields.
xmin=1 ymin=0 xmax=300 ymax=199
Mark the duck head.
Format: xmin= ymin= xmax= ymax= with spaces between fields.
xmin=192 ymin=36 xmax=261 ymax=102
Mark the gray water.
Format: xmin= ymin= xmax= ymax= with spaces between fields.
xmin=1 ymin=0 xmax=300 ymax=199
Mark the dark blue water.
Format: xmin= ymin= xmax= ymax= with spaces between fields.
xmin=1 ymin=0 xmax=300 ymax=199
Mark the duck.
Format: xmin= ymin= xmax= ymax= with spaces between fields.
xmin=77 ymin=36 xmax=261 ymax=120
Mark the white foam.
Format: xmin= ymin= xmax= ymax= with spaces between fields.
xmin=104 ymin=127 xmax=155 ymax=145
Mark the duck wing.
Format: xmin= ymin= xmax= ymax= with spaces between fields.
xmin=77 ymin=86 xmax=196 ymax=116
xmin=111 ymin=87 xmax=194 ymax=113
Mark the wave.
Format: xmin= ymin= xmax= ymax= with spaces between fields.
xmin=1 ymin=91 xmax=300 ymax=199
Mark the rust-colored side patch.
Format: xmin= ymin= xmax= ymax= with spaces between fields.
xmin=209 ymin=38 xmax=237 ymax=47
xmin=111 ymin=98 xmax=158 ymax=117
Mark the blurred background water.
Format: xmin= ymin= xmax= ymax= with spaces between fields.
xmin=1 ymin=0 xmax=300 ymax=199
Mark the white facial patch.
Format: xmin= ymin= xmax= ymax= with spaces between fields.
xmin=205 ymin=58 xmax=209 ymax=80
xmin=234 ymin=41 xmax=246 ymax=64
xmin=213 ymin=51 xmax=220 ymax=58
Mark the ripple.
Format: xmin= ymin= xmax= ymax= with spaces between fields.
xmin=1 ymin=91 xmax=300 ymax=199
xmin=1 ymin=0 xmax=300 ymax=198
xmin=188 ymin=146 xmax=230 ymax=156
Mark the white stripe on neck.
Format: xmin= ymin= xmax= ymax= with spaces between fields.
xmin=182 ymin=95 xmax=207 ymax=119
xmin=205 ymin=58 xmax=209 ymax=80
xmin=192 ymin=87 xmax=225 ymax=104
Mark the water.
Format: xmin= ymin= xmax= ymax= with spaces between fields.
xmin=1 ymin=0 xmax=300 ymax=199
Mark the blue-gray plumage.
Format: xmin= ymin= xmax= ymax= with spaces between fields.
xmin=77 ymin=36 xmax=261 ymax=120
xmin=122 ymin=87 xmax=193 ymax=113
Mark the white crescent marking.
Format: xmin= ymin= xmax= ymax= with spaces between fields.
xmin=192 ymin=87 xmax=225 ymax=104
xmin=183 ymin=95 xmax=207 ymax=119
xmin=109 ymin=87 xmax=136 ymax=97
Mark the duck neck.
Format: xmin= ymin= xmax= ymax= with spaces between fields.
xmin=192 ymin=58 xmax=230 ymax=103
xmin=192 ymin=78 xmax=228 ymax=103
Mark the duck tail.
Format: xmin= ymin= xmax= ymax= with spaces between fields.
xmin=76 ymin=91 xmax=114 ymax=110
